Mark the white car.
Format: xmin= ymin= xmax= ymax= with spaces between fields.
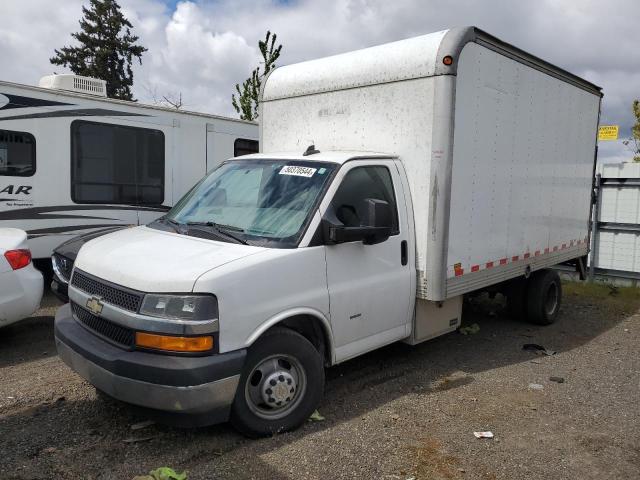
xmin=0 ymin=228 xmax=43 ymax=327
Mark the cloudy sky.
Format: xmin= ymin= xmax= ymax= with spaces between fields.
xmin=1 ymin=0 xmax=638 ymax=162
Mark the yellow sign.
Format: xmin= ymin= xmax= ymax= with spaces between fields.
xmin=598 ymin=125 xmax=619 ymax=141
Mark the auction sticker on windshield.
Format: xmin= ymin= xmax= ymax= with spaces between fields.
xmin=279 ymin=165 xmax=317 ymax=177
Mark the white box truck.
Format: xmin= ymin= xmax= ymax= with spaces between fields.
xmin=54 ymin=27 xmax=601 ymax=436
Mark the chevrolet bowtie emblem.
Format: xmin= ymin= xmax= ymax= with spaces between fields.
xmin=86 ymin=297 xmax=104 ymax=315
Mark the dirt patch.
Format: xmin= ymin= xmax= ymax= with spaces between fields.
xmin=1 ymin=281 xmax=639 ymax=479
xmin=411 ymin=437 xmax=462 ymax=479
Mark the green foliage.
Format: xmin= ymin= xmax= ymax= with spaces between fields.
xmin=50 ymin=0 xmax=147 ymax=100
xmin=232 ymin=31 xmax=282 ymax=121
xmin=632 ymin=100 xmax=640 ymax=162
xmin=624 ymin=99 xmax=640 ymax=162
xmin=133 ymin=466 xmax=187 ymax=480
xmin=563 ymin=280 xmax=640 ymax=314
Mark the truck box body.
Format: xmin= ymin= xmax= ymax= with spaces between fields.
xmin=261 ymin=27 xmax=601 ymax=301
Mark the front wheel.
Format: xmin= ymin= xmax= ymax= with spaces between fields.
xmin=230 ymin=328 xmax=324 ymax=437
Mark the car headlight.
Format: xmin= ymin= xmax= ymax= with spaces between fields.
xmin=51 ymin=253 xmax=72 ymax=283
xmin=139 ymin=294 xmax=218 ymax=321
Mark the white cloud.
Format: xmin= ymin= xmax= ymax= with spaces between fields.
xmin=1 ymin=0 xmax=638 ymax=163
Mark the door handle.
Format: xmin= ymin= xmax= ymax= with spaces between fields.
xmin=401 ymin=240 xmax=408 ymax=266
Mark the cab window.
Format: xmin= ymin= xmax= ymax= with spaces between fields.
xmin=330 ymin=166 xmax=399 ymax=234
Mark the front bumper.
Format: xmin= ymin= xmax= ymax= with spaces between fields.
xmin=54 ymin=304 xmax=246 ymax=424
xmin=51 ymin=274 xmax=69 ymax=303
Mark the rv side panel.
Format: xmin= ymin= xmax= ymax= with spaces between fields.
xmin=0 ymin=81 xmax=258 ymax=258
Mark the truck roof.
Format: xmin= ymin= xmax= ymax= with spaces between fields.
xmin=232 ymin=151 xmax=397 ymax=164
xmin=262 ymin=26 xmax=602 ymax=101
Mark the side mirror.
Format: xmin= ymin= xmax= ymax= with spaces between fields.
xmin=323 ymin=198 xmax=392 ymax=245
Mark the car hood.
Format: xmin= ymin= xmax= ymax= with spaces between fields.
xmin=54 ymin=226 xmax=128 ymax=261
xmin=73 ymin=226 xmax=266 ymax=292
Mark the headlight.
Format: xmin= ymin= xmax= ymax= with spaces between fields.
xmin=140 ymin=294 xmax=218 ymax=321
xmin=51 ymin=254 xmax=72 ymax=283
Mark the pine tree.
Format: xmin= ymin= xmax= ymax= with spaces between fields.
xmin=50 ymin=0 xmax=147 ymax=101
xmin=232 ymin=31 xmax=282 ymax=121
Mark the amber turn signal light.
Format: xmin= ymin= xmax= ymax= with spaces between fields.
xmin=443 ymin=55 xmax=454 ymax=66
xmin=135 ymin=332 xmax=214 ymax=352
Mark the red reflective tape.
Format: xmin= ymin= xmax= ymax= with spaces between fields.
xmin=486 ymin=261 xmax=494 ymax=268
xmin=553 ymin=246 xmax=558 ymax=252
xmin=534 ymin=250 xmax=540 ymax=256
xmin=512 ymin=255 xmax=519 ymax=262
xmin=471 ymin=265 xmax=480 ymax=272
xmin=562 ymin=243 xmax=567 ymax=249
xmin=524 ymin=253 xmax=530 ymax=259
xmin=455 ymin=268 xmax=464 ymax=277
xmin=544 ymin=248 xmax=549 ymax=254
xmin=500 ymin=258 xmax=507 ymax=265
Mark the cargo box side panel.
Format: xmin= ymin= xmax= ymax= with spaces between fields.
xmin=261 ymin=77 xmax=436 ymax=273
xmin=445 ymin=43 xmax=599 ymax=297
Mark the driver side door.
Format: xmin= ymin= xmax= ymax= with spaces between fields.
xmin=323 ymin=160 xmax=412 ymax=362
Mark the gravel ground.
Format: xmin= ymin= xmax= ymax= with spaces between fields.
xmin=1 ymin=282 xmax=639 ymax=480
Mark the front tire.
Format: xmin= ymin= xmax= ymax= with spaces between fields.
xmin=525 ymin=269 xmax=562 ymax=325
xmin=230 ymin=327 xmax=324 ymax=437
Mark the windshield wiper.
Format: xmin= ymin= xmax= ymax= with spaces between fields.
xmin=186 ymin=221 xmax=249 ymax=245
xmin=153 ymin=216 xmax=181 ymax=233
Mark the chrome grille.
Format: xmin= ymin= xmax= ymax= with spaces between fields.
xmin=71 ymin=302 xmax=135 ymax=348
xmin=71 ymin=270 xmax=142 ymax=312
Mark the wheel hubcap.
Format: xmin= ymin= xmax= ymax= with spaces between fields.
xmin=245 ymin=354 xmax=306 ymax=420
xmin=261 ymin=370 xmax=296 ymax=407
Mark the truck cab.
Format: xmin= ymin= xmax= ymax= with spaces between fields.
xmin=55 ymin=151 xmax=429 ymax=435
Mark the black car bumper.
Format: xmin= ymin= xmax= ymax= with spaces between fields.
xmin=51 ymin=275 xmax=69 ymax=303
xmin=54 ymin=304 xmax=246 ymax=426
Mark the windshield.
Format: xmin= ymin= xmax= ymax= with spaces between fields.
xmin=165 ymin=159 xmax=337 ymax=247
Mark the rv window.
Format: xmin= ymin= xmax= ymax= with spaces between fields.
xmin=71 ymin=121 xmax=165 ymax=205
xmin=0 ymin=130 xmax=36 ymax=177
xmin=234 ymin=138 xmax=259 ymax=157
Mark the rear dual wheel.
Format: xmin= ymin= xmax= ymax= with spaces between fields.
xmin=506 ymin=269 xmax=562 ymax=325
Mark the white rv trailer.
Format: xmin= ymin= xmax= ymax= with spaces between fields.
xmin=0 ymin=75 xmax=258 ymax=263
